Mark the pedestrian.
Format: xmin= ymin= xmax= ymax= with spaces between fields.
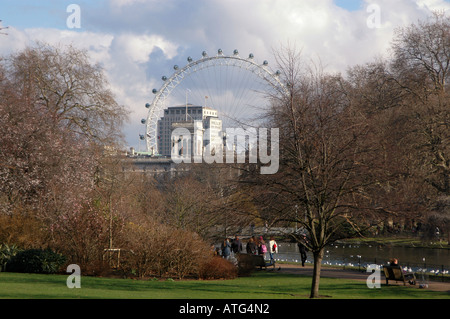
xmin=221 ymin=238 xmax=231 ymax=260
xmin=246 ymin=237 xmax=257 ymax=255
xmin=231 ymin=235 xmax=243 ymax=254
xmin=258 ymin=236 xmax=268 ymax=259
xmin=297 ymin=234 xmax=308 ymax=267
xmin=269 ymin=236 xmax=278 ymax=261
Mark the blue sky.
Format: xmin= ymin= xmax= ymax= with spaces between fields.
xmin=1 ymin=0 xmax=449 ymax=150
xmin=335 ymin=0 xmax=363 ymax=11
xmin=1 ymin=0 xmax=366 ymax=29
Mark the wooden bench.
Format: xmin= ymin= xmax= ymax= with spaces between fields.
xmin=237 ymin=254 xmax=276 ymax=271
xmin=252 ymin=255 xmax=276 ymax=270
xmin=383 ymin=265 xmax=416 ymax=286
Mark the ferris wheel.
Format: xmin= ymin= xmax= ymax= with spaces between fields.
xmin=141 ymin=49 xmax=286 ymax=154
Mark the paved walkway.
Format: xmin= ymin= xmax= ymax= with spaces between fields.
xmin=278 ymin=264 xmax=450 ymax=293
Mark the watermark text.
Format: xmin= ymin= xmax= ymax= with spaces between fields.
xmin=66 ymin=264 xmax=81 ymax=288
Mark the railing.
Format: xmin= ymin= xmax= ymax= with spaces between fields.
xmin=351 ymin=257 xmax=449 ymax=282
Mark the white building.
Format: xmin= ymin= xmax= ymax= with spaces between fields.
xmin=157 ymin=105 xmax=224 ymax=157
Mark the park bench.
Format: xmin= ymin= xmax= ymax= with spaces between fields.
xmin=383 ymin=265 xmax=416 ymax=286
xmin=252 ymin=254 xmax=276 ymax=270
xmin=236 ymin=254 xmax=277 ymax=272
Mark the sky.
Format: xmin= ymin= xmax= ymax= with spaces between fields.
xmin=1 ymin=0 xmax=450 ymax=151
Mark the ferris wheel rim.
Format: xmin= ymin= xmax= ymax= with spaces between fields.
xmin=144 ymin=49 xmax=287 ymax=154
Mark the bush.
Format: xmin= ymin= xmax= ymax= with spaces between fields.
xmin=49 ymin=202 xmax=115 ymax=273
xmin=6 ymin=248 xmax=66 ymax=274
xmin=0 ymin=244 xmax=23 ymax=272
xmin=0 ymin=214 xmax=47 ymax=249
xmin=198 ymin=257 xmax=238 ymax=280
xmin=121 ymin=218 xmax=213 ymax=279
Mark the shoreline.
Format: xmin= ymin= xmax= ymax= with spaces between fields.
xmin=277 ymin=263 xmax=450 ymax=293
xmin=337 ymin=237 xmax=450 ymax=250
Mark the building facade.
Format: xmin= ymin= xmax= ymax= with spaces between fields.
xmin=157 ymin=105 xmax=224 ymax=157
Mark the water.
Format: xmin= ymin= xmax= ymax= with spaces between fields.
xmin=273 ymin=242 xmax=450 ymax=273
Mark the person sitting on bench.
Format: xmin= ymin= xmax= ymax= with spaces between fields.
xmin=389 ymin=258 xmax=416 ymax=285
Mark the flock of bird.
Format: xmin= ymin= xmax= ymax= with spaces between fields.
xmin=272 ymin=257 xmax=448 ymax=275
xmin=271 ymin=243 xmax=449 ymax=275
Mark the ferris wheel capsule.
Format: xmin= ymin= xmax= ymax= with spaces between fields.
xmin=162 ymin=75 xmax=168 ymax=81
xmin=145 ymin=103 xmax=150 ymax=108
xmin=233 ymin=49 xmax=239 ymax=55
xmin=174 ymin=65 xmax=179 ymax=70
xmin=248 ymin=53 xmax=254 ymax=59
xmin=152 ymin=89 xmax=158 ymax=94
xmin=275 ymin=70 xmax=281 ymax=76
xmin=202 ymin=51 xmax=208 ymax=57
xmin=187 ymin=56 xmax=193 ymax=63
xmin=139 ymin=134 xmax=145 ymax=140
xmin=218 ymin=49 xmax=223 ymax=55
xmin=263 ymin=60 xmax=268 ymax=66
xmin=141 ymin=119 xmax=146 ymax=124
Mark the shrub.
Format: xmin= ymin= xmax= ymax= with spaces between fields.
xmin=0 ymin=244 xmax=23 ymax=272
xmin=6 ymin=248 xmax=66 ymax=274
xmin=0 ymin=214 xmax=47 ymax=249
xmin=48 ymin=201 xmax=122 ymax=274
xmin=198 ymin=256 xmax=238 ymax=280
xmin=121 ymin=218 xmax=213 ymax=279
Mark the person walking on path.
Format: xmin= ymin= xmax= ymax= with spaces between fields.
xmin=221 ymin=238 xmax=231 ymax=260
xmin=246 ymin=237 xmax=257 ymax=255
xmin=231 ymin=235 xmax=243 ymax=255
xmin=269 ymin=236 xmax=278 ymax=261
xmin=297 ymin=234 xmax=308 ymax=267
xmin=258 ymin=236 xmax=268 ymax=259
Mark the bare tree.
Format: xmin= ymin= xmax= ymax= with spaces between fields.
xmin=392 ymin=13 xmax=449 ymax=193
xmin=5 ymin=42 xmax=128 ymax=145
xmin=390 ymin=12 xmax=450 ymax=238
xmin=392 ymin=12 xmax=450 ymax=93
xmin=240 ymin=46 xmax=379 ymax=298
xmin=0 ymin=43 xmax=128 ymax=255
xmin=162 ymin=175 xmax=219 ymax=237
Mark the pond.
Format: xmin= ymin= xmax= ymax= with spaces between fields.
xmin=274 ymin=242 xmax=450 ymax=273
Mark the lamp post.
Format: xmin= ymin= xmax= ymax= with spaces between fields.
xmin=185 ymin=89 xmax=191 ymax=121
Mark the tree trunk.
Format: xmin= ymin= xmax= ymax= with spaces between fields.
xmin=310 ymin=248 xmax=324 ymax=298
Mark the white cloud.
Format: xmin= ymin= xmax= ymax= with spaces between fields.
xmin=2 ymin=0 xmax=450 ymax=149
xmin=0 ymin=27 xmax=113 ymax=63
xmin=113 ymin=33 xmax=178 ymax=63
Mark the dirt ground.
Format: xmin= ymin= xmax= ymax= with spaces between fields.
xmin=277 ymin=263 xmax=450 ymax=293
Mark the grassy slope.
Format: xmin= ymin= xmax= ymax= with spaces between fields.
xmin=0 ymin=272 xmax=448 ymax=299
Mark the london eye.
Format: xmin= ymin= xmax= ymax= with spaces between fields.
xmin=142 ymin=49 xmax=286 ymax=154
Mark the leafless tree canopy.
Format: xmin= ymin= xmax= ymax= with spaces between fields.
xmin=0 ymin=43 xmax=128 ymax=245
xmin=235 ymin=14 xmax=449 ymax=298
xmin=5 ymin=42 xmax=128 ymax=144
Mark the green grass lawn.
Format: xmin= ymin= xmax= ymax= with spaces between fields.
xmin=1 ymin=271 xmax=448 ymax=299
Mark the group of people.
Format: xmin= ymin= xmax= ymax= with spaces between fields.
xmin=217 ymin=234 xmax=309 ymax=266
xmin=245 ymin=235 xmax=278 ymax=260
xmin=218 ymin=235 xmax=279 ymax=261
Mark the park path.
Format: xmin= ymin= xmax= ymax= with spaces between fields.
xmin=278 ymin=263 xmax=450 ymax=293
